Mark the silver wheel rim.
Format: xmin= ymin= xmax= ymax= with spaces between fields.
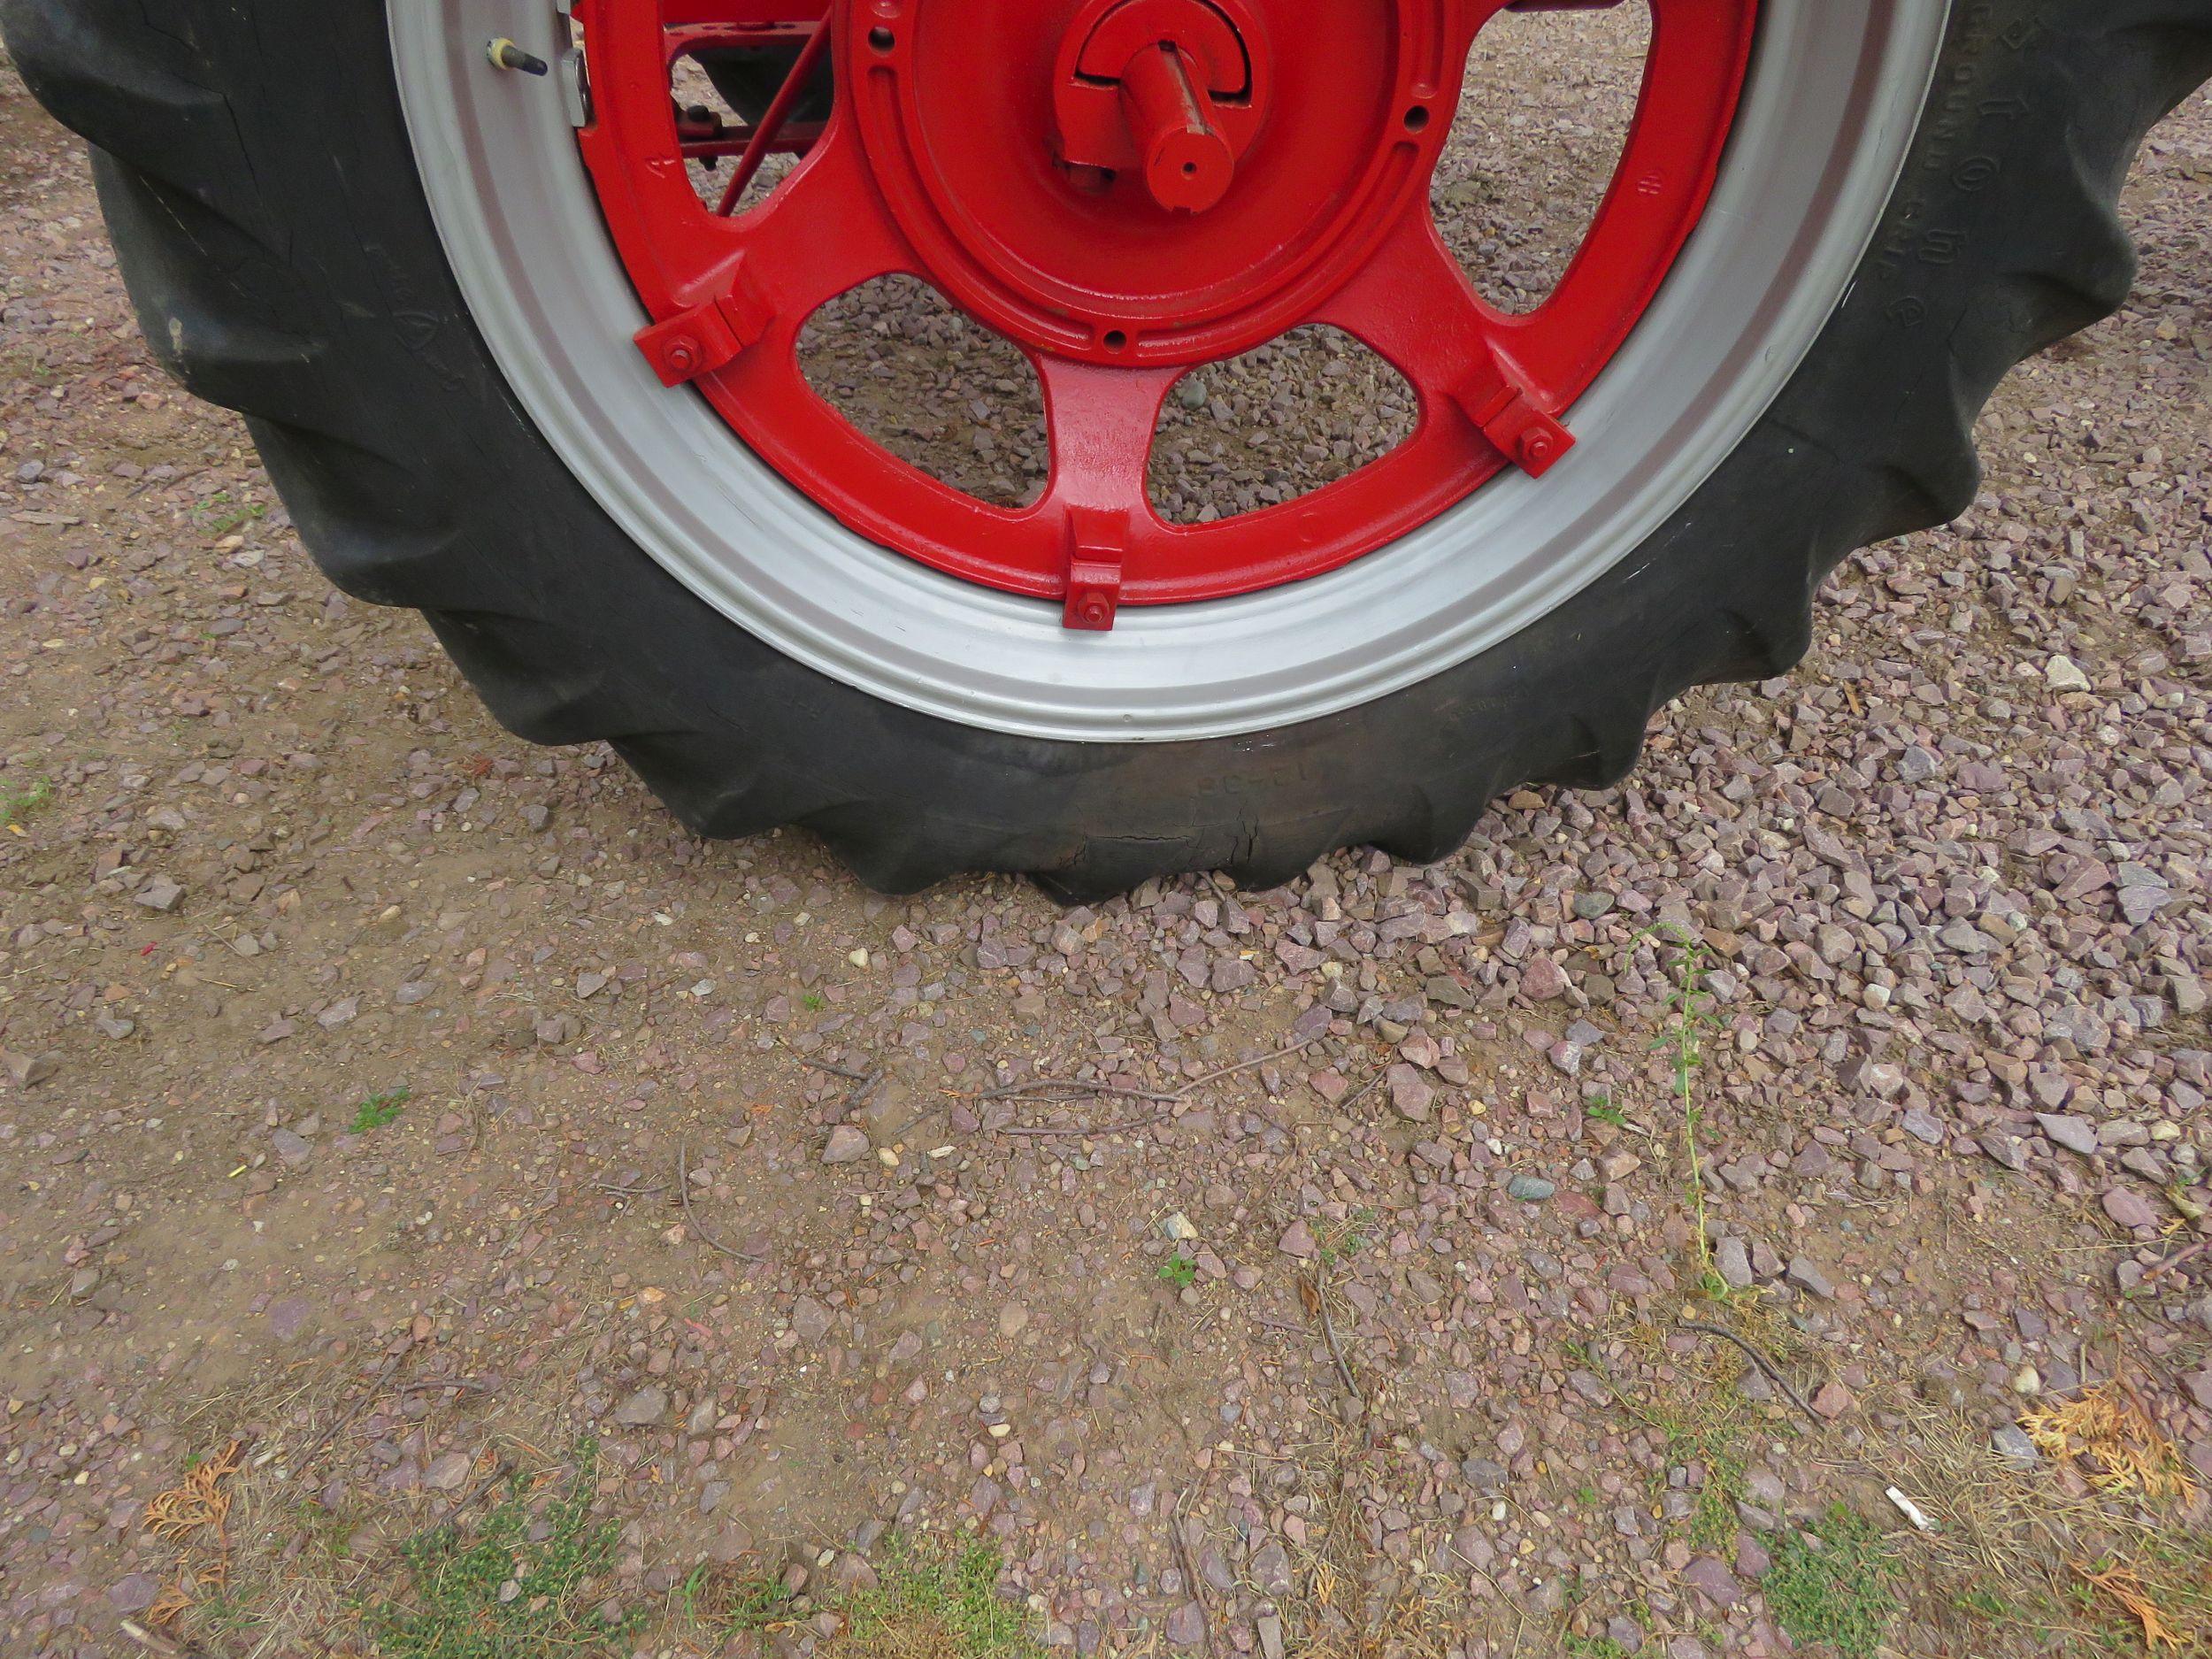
xmin=391 ymin=1 xmax=1948 ymax=743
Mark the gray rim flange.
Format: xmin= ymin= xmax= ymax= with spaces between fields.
xmin=391 ymin=0 xmax=1948 ymax=743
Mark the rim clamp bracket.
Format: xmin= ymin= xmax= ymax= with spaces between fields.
xmin=635 ymin=273 xmax=773 ymax=387
xmin=1063 ymin=508 xmax=1127 ymax=632
xmin=1455 ymin=363 xmax=1575 ymax=477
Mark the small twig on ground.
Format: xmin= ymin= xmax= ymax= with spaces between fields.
xmin=844 ymin=1066 xmax=886 ymax=1113
xmin=594 ymin=1179 xmax=666 ymax=1198
xmin=1169 ymin=1491 xmax=1216 ymax=1655
xmin=1308 ymin=1268 xmax=1363 ymax=1409
xmin=1336 ymin=1064 xmax=1388 ymax=1114
xmin=1678 ymin=1319 xmax=1823 ymax=1427
xmin=389 ymin=1379 xmax=490 ymax=1397
xmin=996 ymin=1113 xmax=1175 ymax=1139
xmin=987 ymin=1035 xmax=1325 ymax=1133
xmin=124 ymin=465 xmax=209 ymax=500
xmin=1176 ymin=1036 xmax=1321 ymax=1093
xmin=978 ymin=1079 xmax=1183 ymax=1104
xmin=404 ymin=1455 xmax=513 ymax=1547
xmin=292 ymin=1343 xmax=411 ymax=1476
xmin=677 ymin=1141 xmax=763 ymax=1263
xmin=2139 ymin=1235 xmax=2208 ymax=1287
xmin=788 ymin=1051 xmax=872 ymax=1082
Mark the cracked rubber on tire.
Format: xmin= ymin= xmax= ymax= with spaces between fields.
xmin=3 ymin=0 xmax=2207 ymax=898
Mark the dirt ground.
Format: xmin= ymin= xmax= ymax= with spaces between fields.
xmin=3 ymin=23 xmax=2212 ymax=1659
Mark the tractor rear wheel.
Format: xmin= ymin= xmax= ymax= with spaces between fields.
xmin=3 ymin=0 xmax=2206 ymax=895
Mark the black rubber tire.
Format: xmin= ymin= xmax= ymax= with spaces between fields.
xmin=4 ymin=2 xmax=2208 ymax=898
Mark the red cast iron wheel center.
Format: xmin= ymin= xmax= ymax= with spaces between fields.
xmin=574 ymin=0 xmax=1759 ymax=621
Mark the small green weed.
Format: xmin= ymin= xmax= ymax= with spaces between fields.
xmin=1157 ymin=1255 xmax=1198 ymax=1291
xmin=676 ymin=1563 xmax=794 ymax=1636
xmin=1673 ymin=1431 xmax=1747 ymax=1552
xmin=192 ymin=489 xmax=269 ymax=537
xmin=1 ymin=776 xmax=51 ymax=829
xmin=369 ymin=1440 xmax=637 ymax=1659
xmin=349 ymin=1088 xmax=411 ymax=1134
xmin=1950 ymin=1587 xmax=2013 ymax=1622
xmin=1632 ymin=922 xmax=1726 ymax=1297
xmin=802 ymin=992 xmax=826 ymax=1012
xmin=1764 ymin=1507 xmax=1898 ymax=1659
xmin=1586 ymin=1094 xmax=1628 ymax=1128
xmin=1317 ymin=1205 xmax=1378 ymax=1267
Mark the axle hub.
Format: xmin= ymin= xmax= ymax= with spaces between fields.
xmin=1053 ymin=0 xmax=1263 ymax=214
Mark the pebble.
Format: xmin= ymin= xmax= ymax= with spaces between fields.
xmin=1682 ymin=1555 xmax=1743 ymax=1607
xmin=1506 ymin=1173 xmax=1555 ymax=1202
xmin=2101 ymin=1187 xmax=2162 ymax=1230
xmin=107 ymin=1575 xmax=158 ymax=1614
xmin=1386 ymin=1064 xmax=1435 ymax=1121
xmin=2035 ymin=1114 xmax=2101 ymax=1157
xmin=1520 ymin=955 xmax=1570 ymax=1001
xmin=1713 ymin=1237 xmax=1753 ymax=1291
xmin=423 ymin=1451 xmax=472 ymax=1491
xmin=1784 ymin=1257 xmax=1836 ymax=1300
xmin=822 ymin=1125 xmax=872 ymax=1164
xmin=613 ymin=1386 xmax=667 ymax=1426
xmin=130 ymin=874 xmax=184 ymax=912
xmin=2043 ymin=654 xmax=2093 ymax=691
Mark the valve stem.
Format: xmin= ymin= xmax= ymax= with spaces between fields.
xmin=487 ymin=37 xmax=550 ymax=76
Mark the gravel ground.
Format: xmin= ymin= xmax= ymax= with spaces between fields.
xmin=4 ymin=26 xmax=2212 ymax=1659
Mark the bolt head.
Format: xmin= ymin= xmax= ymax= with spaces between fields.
xmin=665 ymin=337 xmax=701 ymax=375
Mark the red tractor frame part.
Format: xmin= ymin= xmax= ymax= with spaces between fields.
xmin=575 ymin=0 xmax=1755 ymax=626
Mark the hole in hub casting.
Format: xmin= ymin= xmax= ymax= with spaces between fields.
xmin=1148 ymin=326 xmax=1416 ymax=525
xmin=800 ymin=276 xmax=1048 ymax=509
xmin=1432 ymin=1 xmax=1649 ymax=313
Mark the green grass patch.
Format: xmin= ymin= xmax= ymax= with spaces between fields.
xmin=369 ymin=1440 xmax=637 ymax=1659
xmin=1764 ymin=1507 xmax=1898 ymax=1659
xmin=1 ymin=776 xmax=51 ymax=829
xmin=692 ymin=1540 xmax=1041 ymax=1657
xmin=1668 ymin=1428 xmax=1747 ymax=1552
xmin=830 ymin=1540 xmax=1042 ymax=1657
xmin=349 ymin=1088 xmax=411 ymax=1134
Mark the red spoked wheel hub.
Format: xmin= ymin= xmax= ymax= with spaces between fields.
xmin=574 ymin=0 xmax=1756 ymax=628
